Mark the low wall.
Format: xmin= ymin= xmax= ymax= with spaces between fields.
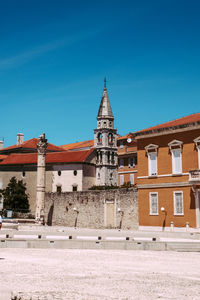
xmin=44 ymin=188 xmax=138 ymax=229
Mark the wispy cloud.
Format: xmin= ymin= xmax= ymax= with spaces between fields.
xmin=0 ymin=29 xmax=101 ymax=70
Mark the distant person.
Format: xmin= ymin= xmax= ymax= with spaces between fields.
xmin=0 ymin=214 xmax=2 ymax=230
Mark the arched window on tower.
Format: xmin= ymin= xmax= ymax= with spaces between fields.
xmin=108 ymin=133 xmax=113 ymax=144
xmin=112 ymin=152 xmax=115 ymax=164
xmin=100 ymin=151 xmax=103 ymax=163
xmin=98 ymin=132 xmax=103 ymax=143
xmin=107 ymin=151 xmax=110 ymax=163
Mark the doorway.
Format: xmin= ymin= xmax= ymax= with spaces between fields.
xmin=105 ymin=199 xmax=115 ymax=228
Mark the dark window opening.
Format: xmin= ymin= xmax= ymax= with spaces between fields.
xmin=73 ymin=186 xmax=77 ymax=192
xmin=112 ymin=152 xmax=115 ymax=164
xmin=74 ymin=170 xmax=77 ymax=176
xmin=135 ymin=156 xmax=137 ymax=165
xmin=108 ymin=133 xmax=113 ymax=144
xmin=98 ymin=133 xmax=102 ymax=143
xmin=107 ymin=151 xmax=110 ymax=163
xmin=100 ymin=151 xmax=102 ymax=163
xmin=57 ymin=186 xmax=62 ymax=193
xmin=22 ymin=171 xmax=26 ymax=177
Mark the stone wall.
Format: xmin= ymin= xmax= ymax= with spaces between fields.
xmin=44 ymin=188 xmax=138 ymax=229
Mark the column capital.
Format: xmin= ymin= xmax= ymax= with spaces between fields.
xmin=37 ymin=133 xmax=48 ymax=155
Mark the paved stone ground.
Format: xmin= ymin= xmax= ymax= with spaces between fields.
xmin=1 ymin=249 xmax=200 ymax=300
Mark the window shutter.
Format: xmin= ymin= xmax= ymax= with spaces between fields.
xmin=132 ymin=157 xmax=135 ymax=167
xmin=149 ymin=153 xmax=157 ymax=175
xmin=172 ymin=150 xmax=182 ymax=174
xmin=120 ymin=175 xmax=124 ymax=185
xmin=130 ymin=174 xmax=134 ymax=185
xmin=120 ymin=159 xmax=124 ymax=168
xmin=174 ymin=192 xmax=183 ymax=215
xmin=128 ymin=158 xmax=131 ymax=168
xmin=150 ymin=193 xmax=158 ymax=215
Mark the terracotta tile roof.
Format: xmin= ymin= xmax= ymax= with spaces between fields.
xmin=61 ymin=135 xmax=137 ymax=150
xmin=117 ymin=133 xmax=135 ymax=141
xmin=0 ymin=149 xmax=95 ymax=165
xmin=61 ymin=140 xmax=94 ymax=150
xmin=136 ymin=113 xmax=200 ymax=135
xmin=0 ymin=155 xmax=7 ymax=161
xmin=1 ymin=138 xmax=64 ymax=152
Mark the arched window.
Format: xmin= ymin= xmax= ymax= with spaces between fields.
xmin=98 ymin=132 xmax=103 ymax=143
xmin=107 ymin=151 xmax=110 ymax=163
xmin=108 ymin=133 xmax=113 ymax=144
xmin=112 ymin=152 xmax=115 ymax=164
xmin=100 ymin=151 xmax=102 ymax=163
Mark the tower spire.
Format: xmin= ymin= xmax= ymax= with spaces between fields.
xmin=97 ymin=79 xmax=113 ymax=119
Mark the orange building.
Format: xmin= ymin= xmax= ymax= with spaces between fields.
xmin=117 ymin=133 xmax=137 ymax=186
xmin=136 ymin=113 xmax=200 ymax=231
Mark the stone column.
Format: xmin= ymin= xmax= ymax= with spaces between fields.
xmin=35 ymin=133 xmax=48 ymax=223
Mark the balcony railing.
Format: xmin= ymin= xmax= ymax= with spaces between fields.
xmin=189 ymin=170 xmax=200 ymax=184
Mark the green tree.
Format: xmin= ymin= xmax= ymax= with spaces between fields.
xmin=0 ymin=177 xmax=29 ymax=212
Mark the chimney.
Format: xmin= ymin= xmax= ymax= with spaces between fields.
xmin=17 ymin=133 xmax=24 ymax=145
xmin=0 ymin=140 xmax=3 ymax=150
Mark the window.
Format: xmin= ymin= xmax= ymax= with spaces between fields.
xmin=194 ymin=137 xmax=200 ymax=169
xmin=148 ymin=152 xmax=157 ymax=176
xmin=98 ymin=133 xmax=102 ymax=143
xmin=171 ymin=149 xmax=182 ymax=174
xmin=130 ymin=174 xmax=134 ymax=185
xmin=174 ymin=191 xmax=184 ymax=215
xmin=100 ymin=151 xmax=102 ymax=163
xmin=73 ymin=185 xmax=77 ymax=192
xmin=22 ymin=171 xmax=26 ymax=178
xmin=56 ymin=186 xmax=62 ymax=193
xmin=107 ymin=151 xmax=110 ymax=163
xmin=145 ymin=144 xmax=158 ymax=176
xmin=120 ymin=175 xmax=124 ymax=185
xmin=73 ymin=170 xmax=77 ymax=176
xmin=108 ymin=133 xmax=113 ymax=144
xmin=120 ymin=141 xmax=123 ymax=149
xmin=120 ymin=158 xmax=124 ymax=168
xmin=168 ymin=140 xmax=183 ymax=174
xmin=149 ymin=193 xmax=158 ymax=215
xmin=111 ymin=152 xmax=115 ymax=164
xmin=58 ymin=170 xmax=61 ymax=176
xmin=128 ymin=157 xmax=135 ymax=168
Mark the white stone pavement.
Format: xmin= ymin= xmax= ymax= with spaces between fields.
xmin=1 ymin=249 xmax=200 ymax=300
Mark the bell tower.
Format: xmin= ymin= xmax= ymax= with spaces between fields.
xmin=94 ymin=79 xmax=118 ymax=186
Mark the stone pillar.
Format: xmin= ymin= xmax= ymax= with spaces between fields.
xmin=35 ymin=133 xmax=48 ymax=222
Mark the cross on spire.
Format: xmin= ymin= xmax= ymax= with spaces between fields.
xmin=104 ymin=77 xmax=107 ymax=88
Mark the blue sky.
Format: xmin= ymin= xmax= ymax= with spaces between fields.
xmin=0 ymin=0 xmax=200 ymax=147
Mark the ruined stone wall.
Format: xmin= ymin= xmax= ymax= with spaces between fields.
xmin=44 ymin=188 xmax=138 ymax=229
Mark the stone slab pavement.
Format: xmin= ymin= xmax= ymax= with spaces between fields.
xmin=1 ymin=249 xmax=200 ymax=300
